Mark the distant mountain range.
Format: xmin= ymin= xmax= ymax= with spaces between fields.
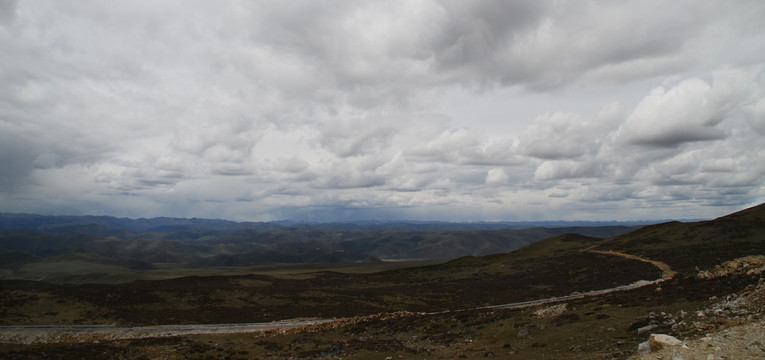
xmin=0 ymin=212 xmax=659 ymax=283
xmin=0 ymin=212 xmax=660 ymax=233
xmin=0 ymin=213 xmax=279 ymax=234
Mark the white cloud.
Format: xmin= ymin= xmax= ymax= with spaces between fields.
xmin=485 ymin=168 xmax=509 ymax=185
xmin=618 ymin=77 xmax=730 ymax=147
xmin=1 ymin=1 xmax=764 ymax=221
xmin=746 ymin=97 xmax=765 ymax=135
xmin=520 ymin=106 xmax=621 ymax=160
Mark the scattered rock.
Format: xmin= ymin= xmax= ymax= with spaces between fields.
xmin=637 ymin=324 xmax=660 ymax=334
xmin=637 ymin=341 xmax=651 ymax=354
xmin=532 ymin=303 xmax=567 ymax=318
xmin=516 ymin=327 xmax=530 ymax=337
xmin=633 ymin=321 xmax=765 ymax=360
xmin=649 ymin=334 xmax=684 ymax=351
xmin=696 ymin=255 xmax=765 ymax=279
xmin=698 ymin=277 xmax=765 ymax=321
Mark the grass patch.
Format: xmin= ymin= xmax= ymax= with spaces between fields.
xmin=140 ymin=259 xmax=444 ymax=281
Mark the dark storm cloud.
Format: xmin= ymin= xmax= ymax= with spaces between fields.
xmin=430 ymin=1 xmax=549 ymax=71
xmin=424 ymin=1 xmax=716 ymax=90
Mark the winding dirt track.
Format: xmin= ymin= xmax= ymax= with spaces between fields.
xmin=465 ymin=248 xmax=675 ymax=312
xmin=0 ymin=249 xmax=677 ymax=345
xmin=585 ymin=249 xmax=677 ymax=280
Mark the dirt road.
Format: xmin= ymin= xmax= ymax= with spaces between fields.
xmin=0 ymin=319 xmax=335 ymax=345
xmin=585 ymin=249 xmax=677 ymax=280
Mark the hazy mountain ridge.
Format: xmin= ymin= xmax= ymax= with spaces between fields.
xmin=0 ymin=213 xmax=277 ymax=234
xmin=0 ymin=212 xmax=658 ymax=233
xmin=0 ymin=213 xmax=645 ymax=282
xmin=0 ymin=226 xmax=642 ymax=268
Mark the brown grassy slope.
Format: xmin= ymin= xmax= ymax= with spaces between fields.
xmin=0 ymin=232 xmax=660 ymax=326
xmin=592 ymin=203 xmax=765 ymax=275
xmin=2 ymin=203 xmax=762 ymax=328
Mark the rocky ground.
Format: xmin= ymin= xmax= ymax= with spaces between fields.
xmin=634 ymin=322 xmax=765 ymax=360
xmin=632 ymin=263 xmax=765 ymax=360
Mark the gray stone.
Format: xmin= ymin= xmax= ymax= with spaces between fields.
xmin=649 ymin=334 xmax=684 ymax=350
xmin=637 ymin=324 xmax=659 ymax=334
xmin=637 ymin=340 xmax=651 ymax=354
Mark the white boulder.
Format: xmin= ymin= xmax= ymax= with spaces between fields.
xmin=649 ymin=334 xmax=684 ymax=350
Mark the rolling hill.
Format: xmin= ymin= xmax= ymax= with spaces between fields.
xmin=1 ymin=203 xmax=763 ymax=359
xmin=0 ymin=218 xmax=643 ymax=283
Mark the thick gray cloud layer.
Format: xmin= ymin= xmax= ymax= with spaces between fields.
xmin=1 ymin=0 xmax=764 ymax=221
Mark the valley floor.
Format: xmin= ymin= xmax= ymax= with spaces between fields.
xmin=2 ymin=252 xmax=764 ymax=359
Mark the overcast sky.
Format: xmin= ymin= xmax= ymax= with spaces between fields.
xmin=2 ymin=0 xmax=764 ymax=222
